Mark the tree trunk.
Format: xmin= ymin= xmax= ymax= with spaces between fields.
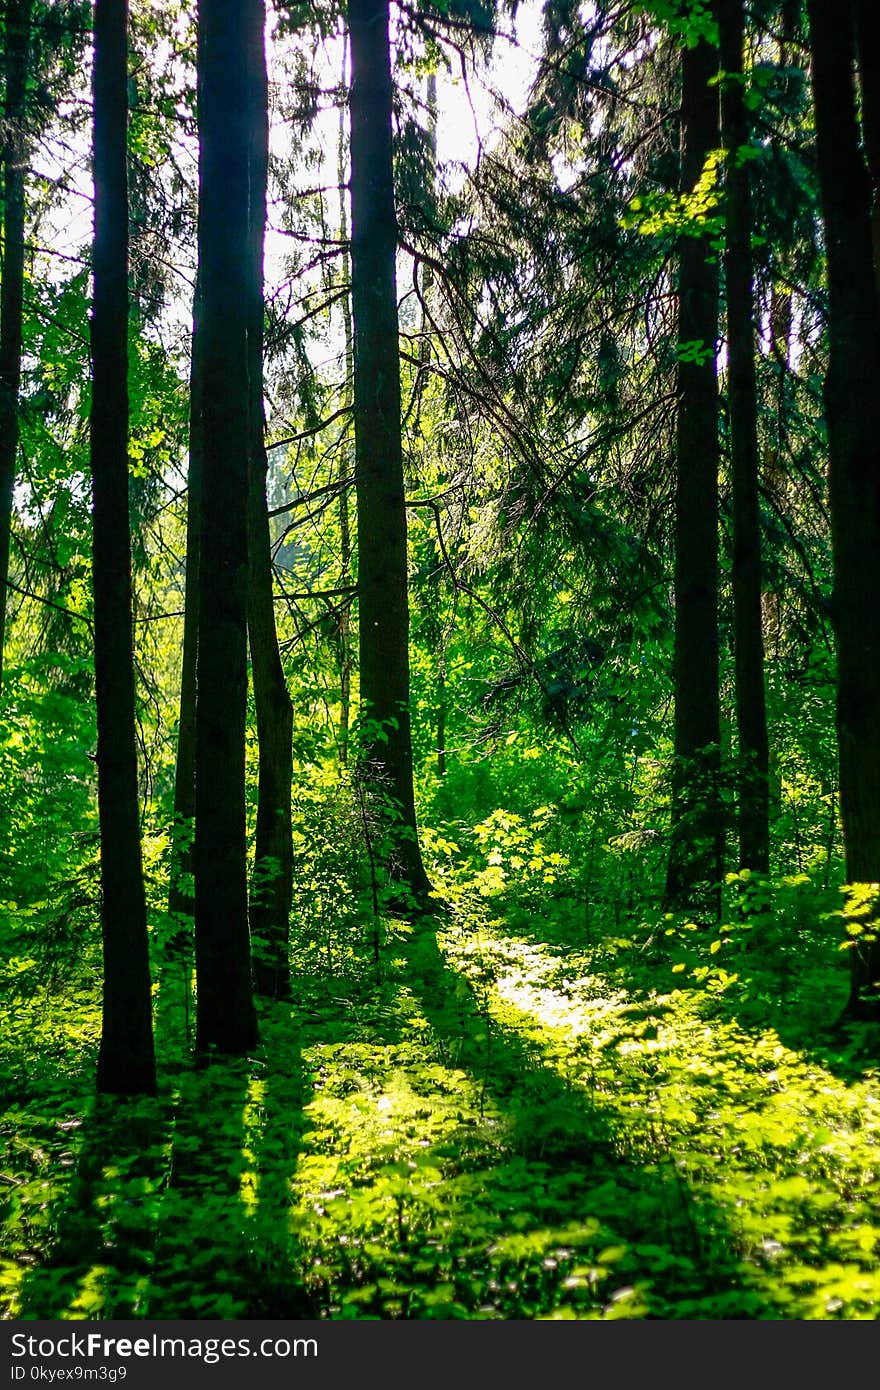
xmin=167 ymin=274 xmax=202 ymax=931
xmin=194 ymin=0 xmax=258 ymax=1054
xmin=419 ymin=70 xmax=437 ymax=381
xmin=809 ymin=0 xmax=880 ymax=1018
xmin=420 ymin=71 xmax=447 ymax=782
xmin=719 ymin=0 xmax=770 ymax=875
xmin=90 ymin=0 xmax=156 ymax=1096
xmin=854 ymin=0 xmax=880 ymax=289
xmin=436 ymin=667 xmax=447 ymax=779
xmin=246 ymin=0 xmax=293 ymax=1001
xmin=761 ymin=1 xmax=798 ymax=656
xmin=348 ymin=0 xmax=431 ymax=906
xmin=0 ymin=0 xmax=32 ymax=691
xmin=664 ymin=33 xmax=723 ymax=917
xmin=761 ymin=282 xmax=791 ymax=654
xmin=337 ymin=37 xmax=353 ymax=767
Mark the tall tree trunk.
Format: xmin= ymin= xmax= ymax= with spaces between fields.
xmin=167 ymin=274 xmax=202 ymax=930
xmin=854 ymin=0 xmax=880 ymax=288
xmin=90 ymin=0 xmax=156 ymax=1095
xmin=245 ymin=0 xmax=293 ymax=1001
xmin=194 ymin=0 xmax=258 ymax=1053
xmin=808 ymin=0 xmax=880 ymax=1018
xmin=436 ymin=673 xmax=447 ymax=779
xmin=418 ymin=70 xmax=437 ymax=381
xmin=719 ymin=0 xmax=770 ymax=874
xmin=337 ymin=35 xmax=353 ymax=767
xmin=420 ymin=71 xmax=447 ymax=781
xmin=761 ymin=1 xmax=798 ymax=655
xmin=0 ymin=0 xmax=32 ymax=691
xmin=664 ymin=33 xmax=723 ymax=917
xmin=761 ymin=282 xmax=791 ymax=654
xmin=348 ymin=0 xmax=431 ymax=906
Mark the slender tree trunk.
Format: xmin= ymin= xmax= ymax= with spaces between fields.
xmin=761 ymin=2 xmax=798 ymax=656
xmin=167 ymin=274 xmax=202 ymax=930
xmin=436 ymin=669 xmax=447 ymax=778
xmin=90 ymin=0 xmax=156 ymax=1096
xmin=761 ymin=282 xmax=791 ymax=653
xmin=0 ymin=0 xmax=32 ymax=691
xmin=337 ymin=406 xmax=353 ymax=766
xmin=761 ymin=277 xmax=792 ymax=836
xmin=337 ymin=37 xmax=353 ymax=767
xmin=664 ymin=34 xmax=723 ymax=917
xmin=809 ymin=0 xmax=880 ymax=1018
xmin=419 ymin=70 xmax=437 ymax=381
xmin=245 ymin=0 xmax=293 ymax=1001
xmin=854 ymin=0 xmax=880 ymax=288
xmin=420 ymin=72 xmax=447 ymax=781
xmin=194 ymin=0 xmax=258 ymax=1054
xmin=719 ymin=0 xmax=770 ymax=874
xmin=348 ymin=0 xmax=431 ymax=905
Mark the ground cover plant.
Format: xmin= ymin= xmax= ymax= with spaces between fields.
xmin=2 ymin=838 xmax=879 ymax=1319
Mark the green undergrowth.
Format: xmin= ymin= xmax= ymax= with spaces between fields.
xmin=1 ymin=869 xmax=879 ymax=1320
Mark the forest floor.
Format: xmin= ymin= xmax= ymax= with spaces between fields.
xmin=2 ymin=877 xmax=880 ymax=1320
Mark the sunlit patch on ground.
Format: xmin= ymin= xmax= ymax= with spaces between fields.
xmin=439 ymin=922 xmax=880 ymax=1318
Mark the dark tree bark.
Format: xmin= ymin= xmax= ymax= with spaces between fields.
xmin=245 ymin=0 xmax=293 ymax=1001
xmin=719 ymin=0 xmax=770 ymax=874
xmin=337 ymin=41 xmax=353 ymax=767
xmin=0 ymin=0 xmax=32 ymax=691
xmin=337 ymin=293 xmax=354 ymax=766
xmin=417 ymin=70 xmax=437 ymax=382
xmin=194 ymin=0 xmax=258 ymax=1053
xmin=761 ymin=0 xmax=799 ymax=657
xmin=167 ymin=274 xmax=202 ymax=931
xmin=348 ymin=0 xmax=431 ymax=905
xmin=761 ymin=281 xmax=791 ymax=655
xmin=854 ymin=0 xmax=880 ymax=286
xmin=420 ymin=71 xmax=447 ymax=782
xmin=809 ymin=0 xmax=880 ymax=1018
xmin=90 ymin=0 xmax=156 ymax=1095
xmin=664 ymin=33 xmax=723 ymax=917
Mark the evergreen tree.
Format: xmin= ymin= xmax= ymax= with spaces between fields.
xmin=246 ymin=0 xmax=294 ymax=1000
xmin=193 ymin=0 xmax=258 ymax=1054
xmin=90 ymin=0 xmax=156 ymax=1095
xmin=348 ymin=0 xmax=431 ymax=906
xmin=167 ymin=270 xmax=201 ymax=932
xmin=0 ymin=0 xmax=32 ymax=690
xmin=664 ymin=27 xmax=724 ymax=916
xmin=854 ymin=0 xmax=880 ymax=285
xmin=808 ymin=0 xmax=880 ymax=1018
xmin=719 ymin=0 xmax=770 ymax=874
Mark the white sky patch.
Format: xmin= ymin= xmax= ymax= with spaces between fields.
xmin=434 ymin=2 xmax=544 ymax=174
xmin=28 ymin=0 xmax=548 ymax=400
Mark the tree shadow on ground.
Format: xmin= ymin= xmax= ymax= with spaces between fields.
xmin=391 ymin=923 xmax=790 ymax=1319
xmin=145 ymin=1000 xmax=315 ymax=1318
xmin=502 ymin=901 xmax=879 ymax=1087
xmin=12 ymin=996 xmax=318 ymax=1319
xmin=14 ymin=1092 xmax=170 ymax=1318
xmin=686 ymin=954 xmax=878 ymax=1086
